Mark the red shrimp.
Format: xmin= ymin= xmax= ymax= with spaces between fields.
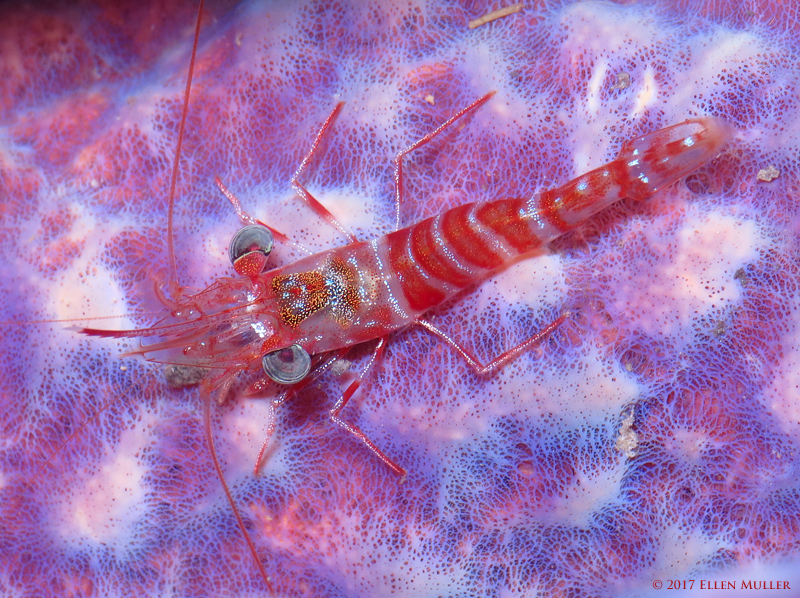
xmin=27 ymin=2 xmax=733 ymax=594
xmin=80 ymin=90 xmax=734 ymax=481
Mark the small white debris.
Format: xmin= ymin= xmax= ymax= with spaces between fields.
xmin=757 ymin=165 xmax=779 ymax=182
xmin=611 ymin=72 xmax=631 ymax=90
xmin=330 ymin=359 xmax=351 ymax=376
xmin=615 ymin=407 xmax=638 ymax=458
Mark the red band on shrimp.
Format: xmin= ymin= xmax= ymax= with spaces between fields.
xmin=387 ymin=227 xmax=447 ymax=312
xmin=609 ymin=158 xmax=642 ymax=202
xmin=440 ymin=204 xmax=505 ymax=270
xmin=475 ymin=198 xmax=542 ymax=254
xmin=409 ymin=221 xmax=473 ymax=287
xmin=537 ymin=188 xmax=573 ymax=233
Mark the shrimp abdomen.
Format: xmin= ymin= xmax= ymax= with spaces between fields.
xmin=385 ymin=117 xmax=733 ymax=314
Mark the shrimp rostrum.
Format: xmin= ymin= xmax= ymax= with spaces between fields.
xmin=80 ymin=93 xmax=734 ymax=478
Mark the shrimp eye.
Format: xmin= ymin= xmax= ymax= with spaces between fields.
xmin=262 ymin=344 xmax=311 ymax=384
xmin=229 ymin=225 xmax=274 ymax=277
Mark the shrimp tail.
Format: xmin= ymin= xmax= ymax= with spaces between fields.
xmin=615 ymin=117 xmax=735 ymax=200
xmin=538 ymin=117 xmax=735 ymax=233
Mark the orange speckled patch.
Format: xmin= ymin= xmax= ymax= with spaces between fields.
xmin=327 ymin=258 xmax=361 ymax=327
xmin=272 ymin=271 xmax=328 ymax=328
xmin=271 ymin=257 xmax=361 ymax=328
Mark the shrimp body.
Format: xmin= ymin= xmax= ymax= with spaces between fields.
xmin=101 ymin=115 xmax=733 ymax=393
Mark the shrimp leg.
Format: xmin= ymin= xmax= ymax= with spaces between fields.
xmin=291 ymin=102 xmax=358 ymax=243
xmin=216 ymin=175 xmax=310 ymax=255
xmin=252 ymin=93 xmax=504 ymax=477
xmin=253 ymin=104 xmax=402 ymax=473
xmin=217 ymin=103 xmax=357 ymax=258
xmin=251 ymin=348 xmax=349 ymax=475
xmin=219 ymin=103 xmax=396 ymax=475
xmin=392 ymin=91 xmax=567 ymax=377
xmin=393 ymin=91 xmax=496 ymax=230
xmin=326 ymin=338 xmax=409 ymax=478
xmin=417 ymin=314 xmax=567 ymax=375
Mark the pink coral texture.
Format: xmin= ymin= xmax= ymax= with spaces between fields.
xmin=1 ymin=0 xmax=799 ymax=597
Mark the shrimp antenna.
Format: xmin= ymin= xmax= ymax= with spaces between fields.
xmin=166 ymin=0 xmax=204 ymax=284
xmin=166 ymin=2 xmax=275 ymax=593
